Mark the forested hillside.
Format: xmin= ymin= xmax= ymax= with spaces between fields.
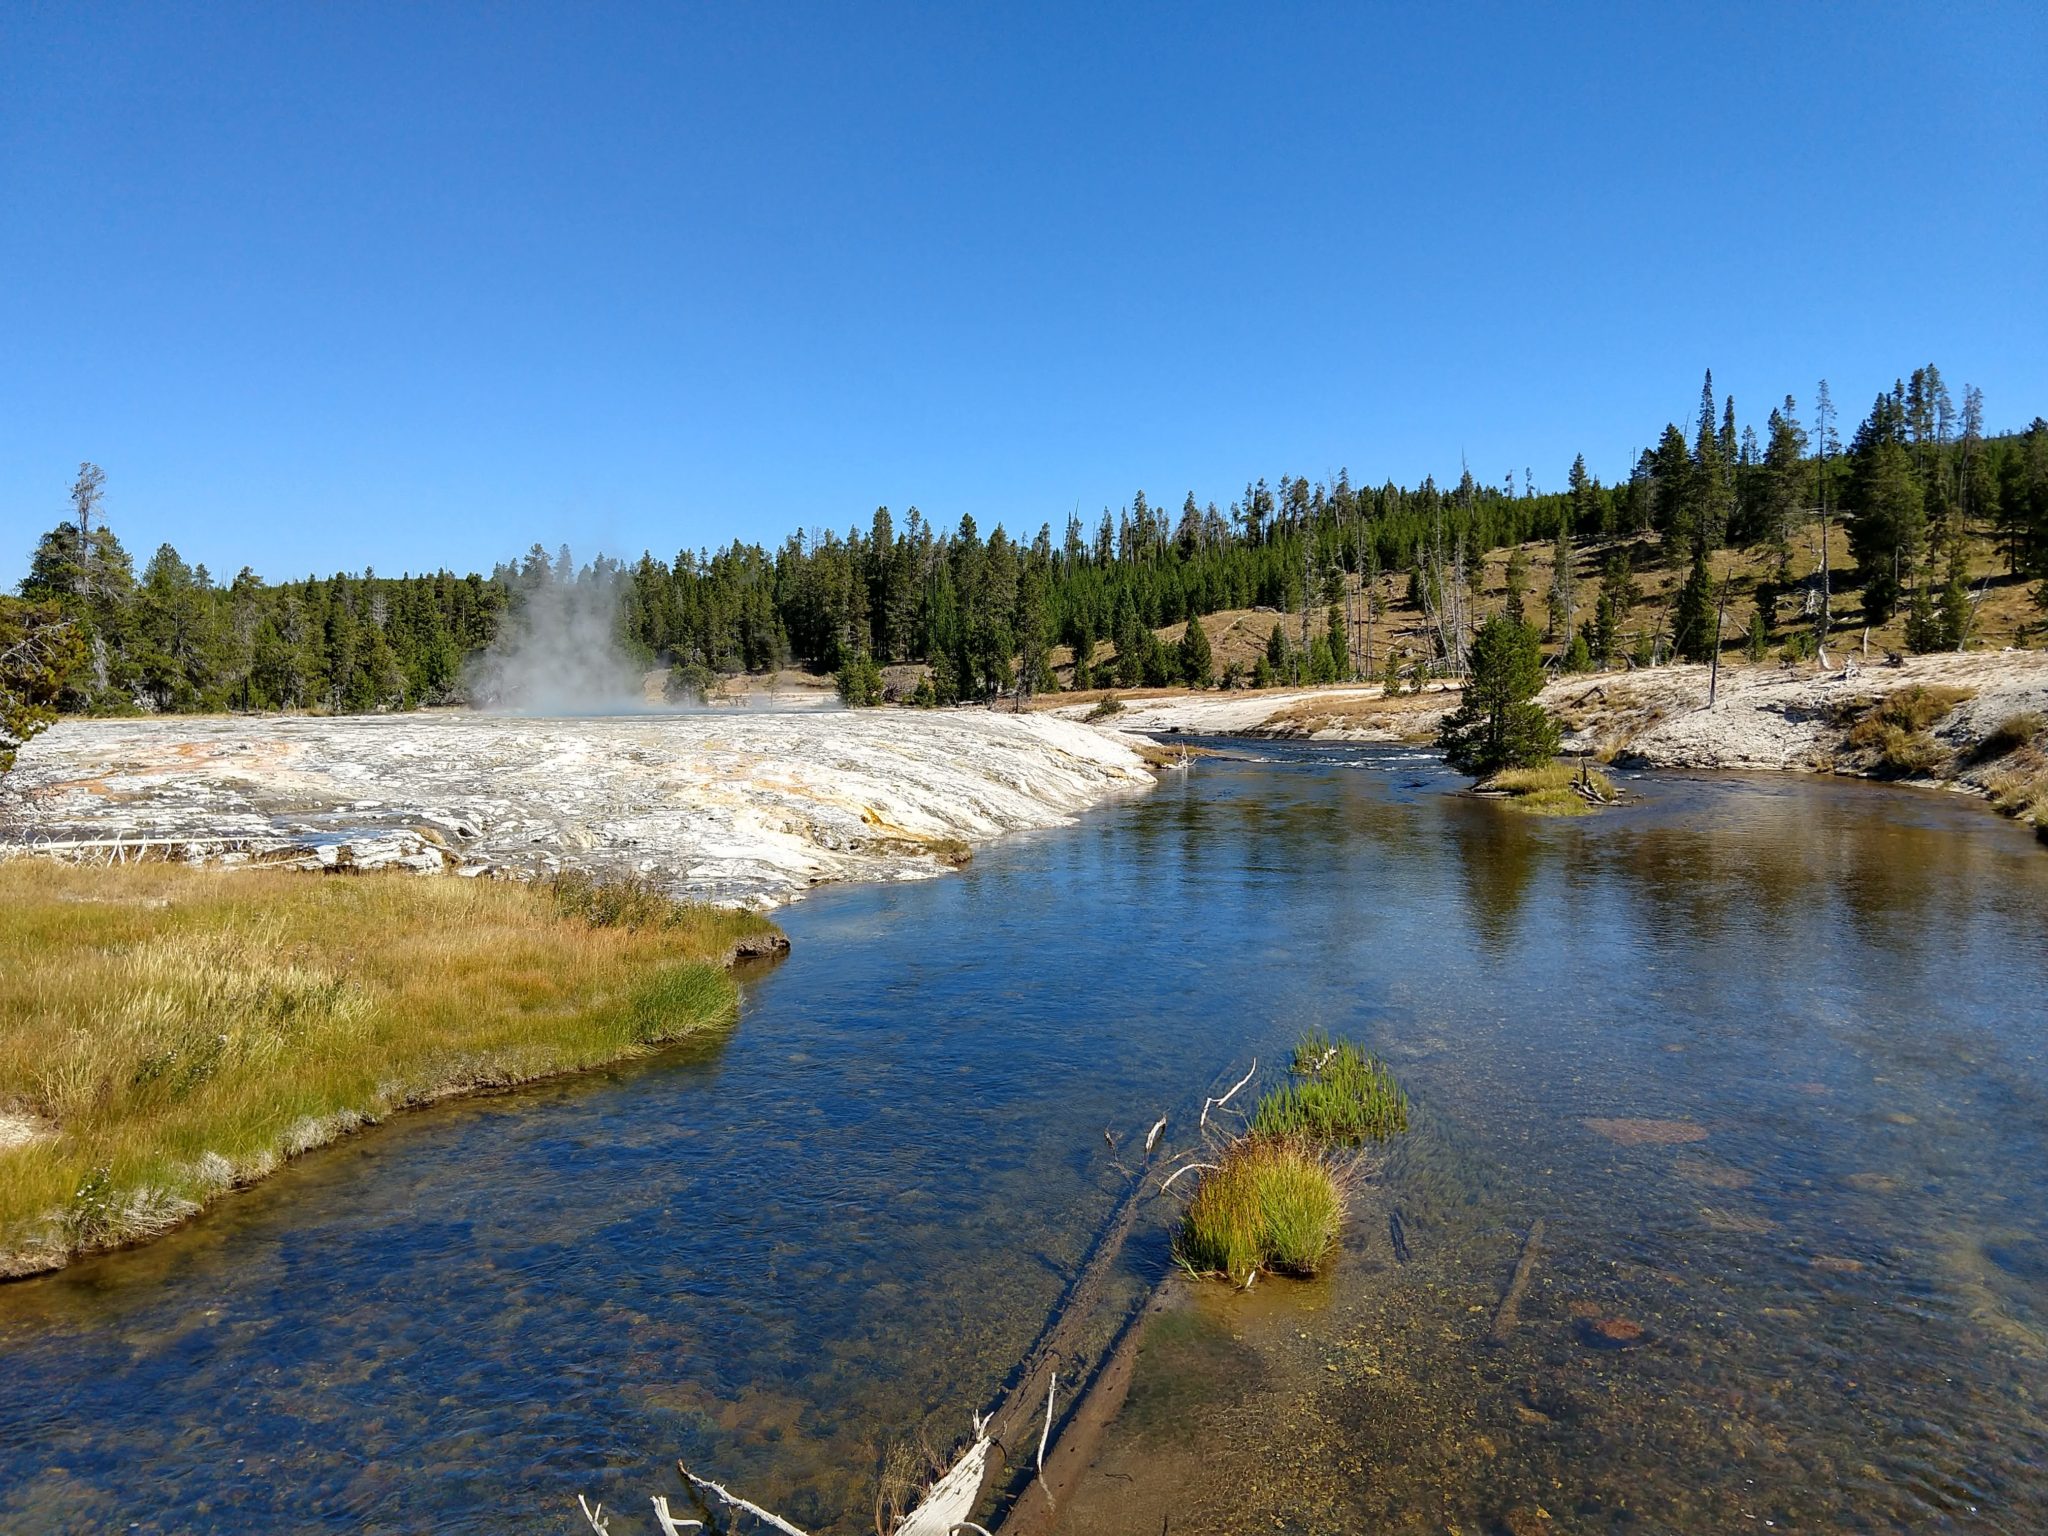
xmin=10 ymin=364 xmax=2048 ymax=716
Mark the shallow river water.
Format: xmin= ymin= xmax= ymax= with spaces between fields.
xmin=3 ymin=747 xmax=2046 ymax=1534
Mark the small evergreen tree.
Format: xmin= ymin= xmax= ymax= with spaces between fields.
xmin=1 ymin=597 xmax=85 ymax=775
xmin=1591 ymin=591 xmax=1618 ymax=667
xmin=1177 ymin=614 xmax=1213 ymax=687
xmin=834 ymin=649 xmax=884 ymax=706
xmin=1672 ymin=548 xmax=1717 ymax=662
xmin=1265 ymin=621 xmax=1290 ymax=677
xmin=1938 ymin=537 xmax=1973 ymax=650
xmin=1745 ymin=608 xmax=1768 ymax=661
xmin=1905 ymin=575 xmax=1941 ymax=653
xmin=1546 ymin=524 xmax=1575 ymax=640
xmin=1503 ymin=544 xmax=1530 ymax=627
xmin=1436 ymin=615 xmax=1559 ymax=776
xmin=1565 ymin=631 xmax=1592 ymax=673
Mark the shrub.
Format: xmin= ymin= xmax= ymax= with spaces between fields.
xmin=1084 ymin=694 xmax=1124 ymax=722
xmin=1252 ymin=1032 xmax=1409 ymax=1145
xmin=1176 ymin=1135 xmax=1343 ymax=1284
xmin=1848 ymin=683 xmax=1973 ymax=739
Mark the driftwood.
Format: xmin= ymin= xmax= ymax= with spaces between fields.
xmin=577 ymin=1101 xmax=1177 ymax=1536
xmin=1199 ymin=1060 xmax=1256 ymax=1129
xmin=1487 ymin=1218 xmax=1546 ymax=1344
xmin=891 ymin=1421 xmax=995 ymax=1536
xmin=674 ymin=1464 xmax=814 ymax=1535
xmin=1157 ymin=1162 xmax=1217 ymax=1195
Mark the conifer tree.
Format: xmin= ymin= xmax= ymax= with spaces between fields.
xmin=1503 ymin=544 xmax=1530 ymax=627
xmin=1266 ymin=620 xmax=1290 ymax=679
xmin=1177 ymin=613 xmax=1213 ymax=687
xmin=1546 ymin=523 xmax=1574 ymax=640
xmin=1938 ymin=535 xmax=1973 ymax=649
xmin=1672 ymin=547 xmax=1717 ymax=662
xmin=0 ymin=596 xmax=84 ymax=775
xmin=1436 ymin=615 xmax=1559 ymax=776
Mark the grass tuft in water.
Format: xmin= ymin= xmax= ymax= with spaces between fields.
xmin=1176 ymin=1135 xmax=1344 ymax=1285
xmin=1251 ymin=1031 xmax=1409 ymax=1145
xmin=1179 ymin=1034 xmax=1408 ymax=1285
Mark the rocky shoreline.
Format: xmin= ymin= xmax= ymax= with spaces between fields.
xmin=1054 ymin=652 xmax=2048 ymax=833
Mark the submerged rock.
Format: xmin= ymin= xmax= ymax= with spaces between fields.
xmin=1575 ymin=1316 xmax=1648 ymax=1349
xmin=1583 ymin=1116 xmax=1709 ymax=1147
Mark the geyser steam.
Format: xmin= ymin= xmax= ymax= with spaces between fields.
xmin=468 ymin=561 xmax=650 ymax=715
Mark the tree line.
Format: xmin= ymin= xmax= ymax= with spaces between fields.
xmin=6 ymin=361 xmax=2047 ymax=732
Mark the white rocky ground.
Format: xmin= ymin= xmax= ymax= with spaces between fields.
xmin=1054 ymin=651 xmax=2048 ymax=773
xmin=0 ymin=709 xmax=1156 ymax=907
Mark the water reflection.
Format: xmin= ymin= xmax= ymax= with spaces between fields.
xmin=3 ymin=749 xmax=2045 ymax=1533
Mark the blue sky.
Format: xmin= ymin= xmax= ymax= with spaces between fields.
xmin=3 ymin=2 xmax=2044 ymax=583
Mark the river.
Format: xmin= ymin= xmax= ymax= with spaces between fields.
xmin=3 ymin=746 xmax=2045 ymax=1533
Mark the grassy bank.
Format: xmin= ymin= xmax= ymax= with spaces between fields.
xmin=0 ymin=861 xmax=780 ymax=1277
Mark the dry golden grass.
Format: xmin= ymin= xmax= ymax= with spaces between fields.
xmin=0 ymin=861 xmax=777 ymax=1275
xmin=1984 ymin=743 xmax=2048 ymax=827
xmin=1840 ymin=684 xmax=1977 ymax=775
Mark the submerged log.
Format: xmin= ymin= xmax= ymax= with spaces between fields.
xmin=1487 ymin=1217 xmax=1546 ymax=1344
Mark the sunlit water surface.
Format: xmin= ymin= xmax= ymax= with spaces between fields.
xmin=2 ymin=747 xmax=2045 ymax=1533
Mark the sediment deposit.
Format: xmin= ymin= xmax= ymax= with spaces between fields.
xmin=0 ymin=709 xmax=1156 ymax=906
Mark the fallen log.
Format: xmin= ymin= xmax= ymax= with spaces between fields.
xmin=1487 ymin=1217 xmax=1546 ymax=1344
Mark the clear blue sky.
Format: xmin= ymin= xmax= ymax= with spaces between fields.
xmin=4 ymin=2 xmax=2044 ymax=583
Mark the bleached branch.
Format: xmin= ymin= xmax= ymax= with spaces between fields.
xmin=1200 ymin=1059 xmax=1257 ymax=1128
xmin=677 ymin=1463 xmax=814 ymax=1536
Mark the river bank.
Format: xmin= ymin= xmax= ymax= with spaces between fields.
xmin=0 ymin=861 xmax=781 ymax=1279
xmin=1053 ymin=650 xmax=2048 ymax=832
xmin=0 ymin=709 xmax=1157 ymax=907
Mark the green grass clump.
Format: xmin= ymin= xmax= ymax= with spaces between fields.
xmin=1176 ymin=1135 xmax=1343 ymax=1285
xmin=1084 ymin=693 xmax=1125 ymax=721
xmin=1251 ymin=1032 xmax=1409 ymax=1146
